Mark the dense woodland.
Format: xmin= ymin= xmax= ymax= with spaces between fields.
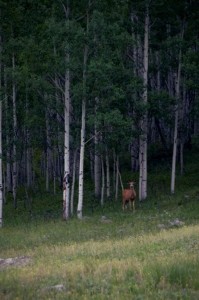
xmin=0 ymin=0 xmax=198 ymax=225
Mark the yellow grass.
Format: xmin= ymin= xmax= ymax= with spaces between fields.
xmin=1 ymin=223 xmax=199 ymax=299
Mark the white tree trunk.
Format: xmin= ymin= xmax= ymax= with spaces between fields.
xmin=171 ymin=25 xmax=184 ymax=194
xmin=63 ymin=59 xmax=70 ymax=220
xmin=171 ymin=71 xmax=181 ymax=193
xmin=139 ymin=7 xmax=149 ymax=201
xmin=12 ymin=53 xmax=17 ymax=208
xmin=77 ymin=45 xmax=88 ymax=219
xmin=70 ymin=148 xmax=78 ymax=216
xmin=171 ymin=86 xmax=179 ymax=194
xmin=77 ymin=99 xmax=86 ymax=219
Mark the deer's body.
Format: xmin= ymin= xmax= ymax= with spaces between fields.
xmin=122 ymin=181 xmax=136 ymax=211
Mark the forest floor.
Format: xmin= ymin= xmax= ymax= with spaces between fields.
xmin=1 ymin=149 xmax=199 ymax=299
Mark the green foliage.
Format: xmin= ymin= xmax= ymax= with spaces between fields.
xmin=149 ymin=91 xmax=175 ymax=121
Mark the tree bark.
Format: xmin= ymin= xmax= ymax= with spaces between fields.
xmin=171 ymin=24 xmax=184 ymax=194
xmin=70 ymin=147 xmax=78 ymax=216
xmin=139 ymin=7 xmax=149 ymax=201
xmin=63 ymin=55 xmax=70 ymax=220
xmin=77 ymin=44 xmax=88 ymax=219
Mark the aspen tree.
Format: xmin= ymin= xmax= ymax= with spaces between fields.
xmin=139 ymin=5 xmax=149 ymax=201
xmin=70 ymin=147 xmax=78 ymax=216
xmin=63 ymin=54 xmax=70 ymax=220
xmin=77 ymin=44 xmax=88 ymax=219
xmin=77 ymin=0 xmax=91 ymax=219
xmin=171 ymin=24 xmax=184 ymax=194
xmin=62 ymin=1 xmax=71 ymax=220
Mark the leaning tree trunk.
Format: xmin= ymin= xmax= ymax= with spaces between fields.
xmin=77 ymin=44 xmax=88 ymax=219
xmin=171 ymin=72 xmax=180 ymax=194
xmin=139 ymin=7 xmax=149 ymax=201
xmin=171 ymin=24 xmax=184 ymax=194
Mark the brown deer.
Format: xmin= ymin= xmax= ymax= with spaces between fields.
xmin=122 ymin=181 xmax=136 ymax=211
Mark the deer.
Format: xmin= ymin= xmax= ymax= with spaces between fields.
xmin=122 ymin=181 xmax=136 ymax=211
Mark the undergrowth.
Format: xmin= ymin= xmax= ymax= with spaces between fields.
xmin=0 ymin=145 xmax=199 ymax=299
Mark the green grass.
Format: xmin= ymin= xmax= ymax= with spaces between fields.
xmin=1 ymin=146 xmax=199 ymax=299
xmin=1 ymin=194 xmax=199 ymax=299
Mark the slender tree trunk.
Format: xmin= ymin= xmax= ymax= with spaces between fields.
xmin=52 ymin=148 xmax=56 ymax=195
xmin=4 ymin=73 xmax=11 ymax=192
xmin=70 ymin=147 xmax=78 ymax=216
xmin=180 ymin=82 xmax=186 ymax=175
xmin=63 ymin=55 xmax=70 ymax=220
xmin=171 ymin=24 xmax=184 ymax=194
xmin=171 ymin=76 xmax=179 ymax=194
xmin=3 ymin=168 xmax=6 ymax=204
xmin=139 ymin=7 xmax=149 ymax=201
xmin=105 ymin=147 xmax=110 ymax=198
xmin=100 ymin=156 xmax=105 ymax=206
xmin=113 ymin=150 xmax=116 ymax=192
xmin=94 ymin=121 xmax=101 ymax=198
xmin=77 ymin=44 xmax=88 ymax=219
xmin=115 ymin=155 xmax=119 ymax=201
xmin=12 ymin=53 xmax=17 ymax=208
xmin=25 ymin=90 xmax=31 ymax=188
xmin=55 ymin=75 xmax=63 ymax=187
xmin=131 ymin=13 xmax=139 ymax=172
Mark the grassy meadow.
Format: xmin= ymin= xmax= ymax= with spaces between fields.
xmin=1 ymin=147 xmax=199 ymax=299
